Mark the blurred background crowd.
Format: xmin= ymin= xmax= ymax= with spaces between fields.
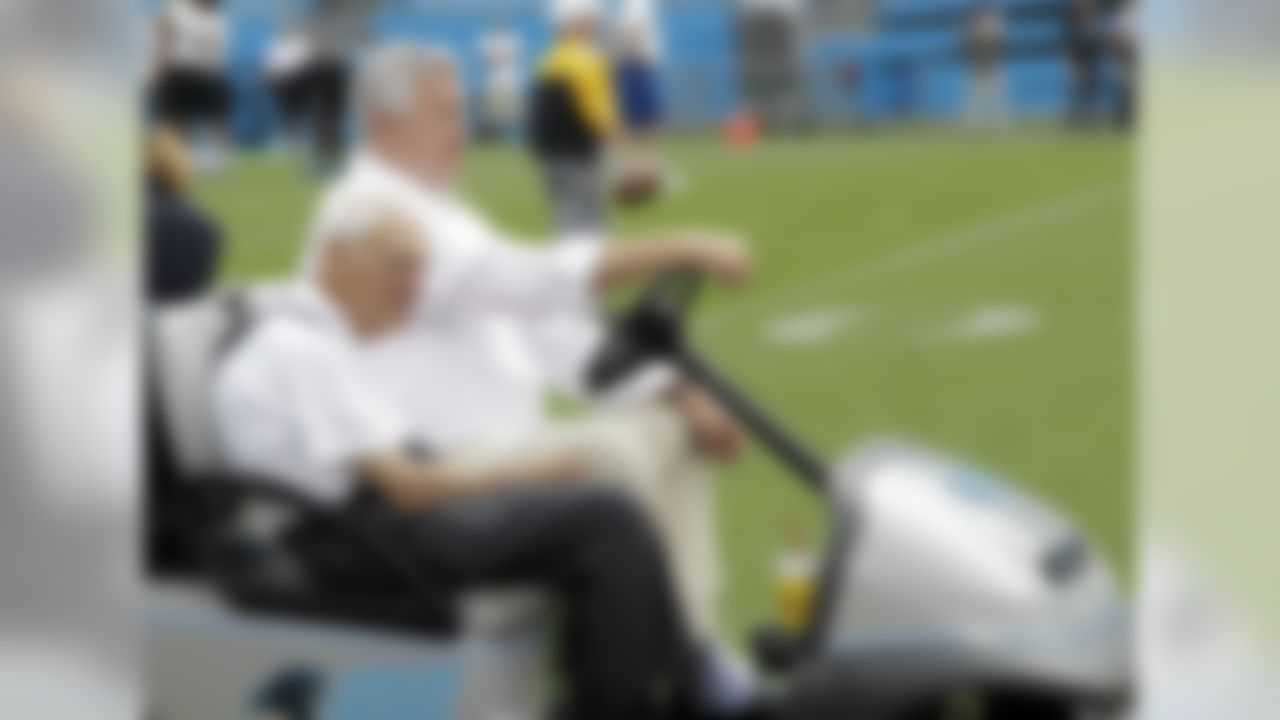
xmin=144 ymin=0 xmax=1138 ymax=179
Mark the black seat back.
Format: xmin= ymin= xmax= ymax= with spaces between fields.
xmin=147 ymin=291 xmax=254 ymax=577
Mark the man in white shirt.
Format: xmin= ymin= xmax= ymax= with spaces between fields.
xmin=479 ymin=24 xmax=523 ymax=142
xmin=215 ymin=201 xmax=695 ymax=720
xmin=264 ymin=20 xmax=352 ymax=170
xmin=151 ymin=0 xmax=232 ymax=168
xmin=308 ymin=44 xmax=761 ymax=716
xmin=264 ymin=23 xmax=317 ymax=148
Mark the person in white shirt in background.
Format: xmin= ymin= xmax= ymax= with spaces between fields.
xmin=479 ymin=22 xmax=524 ymax=143
xmin=264 ymin=20 xmax=352 ymax=173
xmin=215 ymin=198 xmax=697 ymax=720
xmin=307 ymin=44 xmax=763 ymax=717
xmin=264 ymin=22 xmax=316 ymax=152
xmin=151 ymin=0 xmax=232 ymax=171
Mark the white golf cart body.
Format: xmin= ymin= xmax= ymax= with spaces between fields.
xmin=778 ymin=441 xmax=1132 ymax=719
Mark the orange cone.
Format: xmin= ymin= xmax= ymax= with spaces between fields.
xmin=723 ymin=110 xmax=761 ymax=150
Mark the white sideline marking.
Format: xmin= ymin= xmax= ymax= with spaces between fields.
xmin=914 ymin=304 xmax=1042 ymax=346
xmin=763 ymin=307 xmax=861 ymax=347
xmin=663 ymin=168 xmax=691 ymax=196
xmin=699 ymin=183 xmax=1123 ymax=335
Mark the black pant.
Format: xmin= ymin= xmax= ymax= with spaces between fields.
xmin=272 ymin=58 xmax=349 ymax=164
xmin=357 ymin=486 xmax=693 ymax=720
xmin=153 ymin=68 xmax=231 ymax=128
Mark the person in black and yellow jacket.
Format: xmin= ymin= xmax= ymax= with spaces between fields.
xmin=530 ymin=0 xmax=634 ymax=237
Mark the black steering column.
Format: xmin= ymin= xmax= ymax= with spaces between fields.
xmin=589 ymin=270 xmax=830 ymax=491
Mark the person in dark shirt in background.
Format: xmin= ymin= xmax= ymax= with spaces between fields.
xmin=1064 ymin=0 xmax=1104 ymax=127
xmin=146 ymin=125 xmax=223 ymax=304
xmin=1108 ymin=0 xmax=1138 ymax=130
xmin=530 ymin=0 xmax=617 ymax=237
xmin=264 ymin=20 xmax=352 ymax=174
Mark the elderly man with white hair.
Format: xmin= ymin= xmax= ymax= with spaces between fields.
xmin=304 ymin=43 xmax=764 ymax=718
xmin=215 ymin=199 xmax=697 ymax=720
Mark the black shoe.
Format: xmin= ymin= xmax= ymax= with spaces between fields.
xmin=252 ymin=665 xmax=325 ymax=720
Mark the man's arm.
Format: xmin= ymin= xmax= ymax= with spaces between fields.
xmin=593 ymin=231 xmax=752 ymax=293
xmin=432 ymin=227 xmax=751 ymax=320
xmin=665 ymin=379 xmax=746 ymax=462
xmin=466 ymin=230 xmax=749 ymax=401
xmin=487 ymin=230 xmax=750 ymax=403
xmin=354 ymin=449 xmax=584 ymax=513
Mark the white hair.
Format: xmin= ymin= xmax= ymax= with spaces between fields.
xmin=551 ymin=0 xmax=603 ymax=28
xmin=354 ymin=43 xmax=458 ymax=122
xmin=316 ymin=189 xmax=392 ymax=246
xmin=302 ymin=187 xmax=413 ymax=277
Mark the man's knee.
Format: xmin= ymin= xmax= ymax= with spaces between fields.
xmin=558 ymin=486 xmax=668 ymax=569
xmin=574 ymin=406 xmax=698 ymax=479
xmin=560 ymin=488 xmax=675 ymax=603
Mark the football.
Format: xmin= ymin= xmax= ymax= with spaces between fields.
xmin=612 ymin=167 xmax=663 ymax=206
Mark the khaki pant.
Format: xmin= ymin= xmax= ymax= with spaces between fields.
xmin=448 ymin=404 xmax=722 ymax=638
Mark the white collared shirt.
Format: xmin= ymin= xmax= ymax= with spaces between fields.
xmin=305 ymin=153 xmax=616 ymax=449
xmin=212 ymin=286 xmax=410 ymax=504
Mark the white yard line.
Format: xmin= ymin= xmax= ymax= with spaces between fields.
xmin=760 ymin=302 xmax=1042 ymax=351
xmin=911 ymin=303 xmax=1043 ymax=346
xmin=762 ymin=306 xmax=864 ymax=347
xmin=699 ymin=183 xmax=1125 ymax=336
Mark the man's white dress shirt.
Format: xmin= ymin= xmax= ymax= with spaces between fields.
xmin=213 ymin=285 xmax=410 ymax=504
xmin=307 ymin=153 xmax=650 ymax=450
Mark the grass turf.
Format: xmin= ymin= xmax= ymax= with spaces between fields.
xmin=197 ymin=130 xmax=1132 ymax=645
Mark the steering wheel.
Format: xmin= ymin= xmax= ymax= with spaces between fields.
xmin=588 ymin=268 xmax=705 ymax=392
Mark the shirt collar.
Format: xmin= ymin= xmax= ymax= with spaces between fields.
xmin=353 ymin=150 xmax=457 ymax=204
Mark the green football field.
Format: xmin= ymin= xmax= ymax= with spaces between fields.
xmin=197 ymin=130 xmax=1132 ymax=644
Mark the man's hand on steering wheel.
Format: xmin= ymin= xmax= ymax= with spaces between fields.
xmin=682 ymin=230 xmax=754 ymax=286
xmin=671 ymin=381 xmax=747 ymax=462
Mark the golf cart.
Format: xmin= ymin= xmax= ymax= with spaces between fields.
xmin=146 ymin=273 xmax=1132 ymax=719
xmin=590 ymin=270 xmax=1134 ymax=720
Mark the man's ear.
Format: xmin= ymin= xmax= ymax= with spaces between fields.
xmin=318 ymin=238 xmax=353 ymax=281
